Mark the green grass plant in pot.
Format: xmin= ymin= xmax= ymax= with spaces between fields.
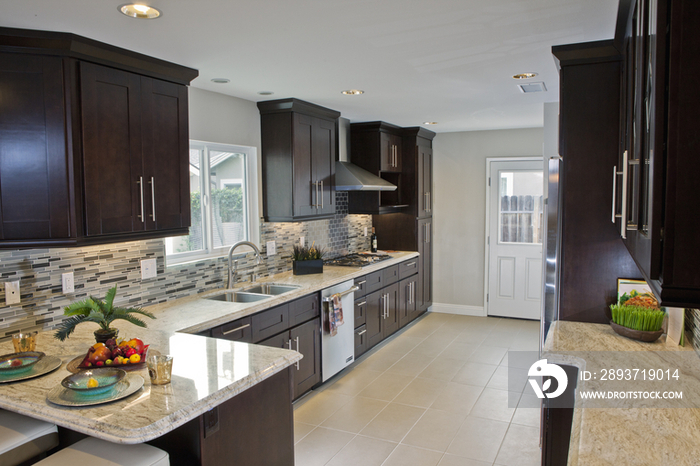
xmin=54 ymin=286 xmax=156 ymax=343
xmin=609 ymin=303 xmax=666 ymax=342
xmin=292 ymin=243 xmax=325 ymax=275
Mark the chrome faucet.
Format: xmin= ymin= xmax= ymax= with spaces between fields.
xmin=227 ymin=241 xmax=262 ymax=289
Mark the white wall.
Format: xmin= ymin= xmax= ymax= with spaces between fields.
xmin=432 ymin=128 xmax=544 ymax=313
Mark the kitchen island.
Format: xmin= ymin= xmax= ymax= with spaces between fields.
xmin=544 ymin=321 xmax=700 ymax=466
xmin=0 ymin=251 xmax=418 ymax=464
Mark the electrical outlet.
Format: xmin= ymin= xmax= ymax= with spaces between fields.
xmin=300 ymin=236 xmax=305 ymax=247
xmin=62 ymin=272 xmax=74 ymax=293
xmin=141 ymin=258 xmax=157 ymax=280
xmin=267 ymin=240 xmax=276 ymax=256
xmin=364 ymin=227 xmax=368 ymax=237
xmin=5 ymin=280 xmax=20 ymax=305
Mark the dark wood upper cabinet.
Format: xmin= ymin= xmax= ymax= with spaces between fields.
xmin=0 ymin=27 xmax=198 ymax=248
xmin=258 ymin=98 xmax=339 ymax=222
xmin=613 ymin=0 xmax=700 ymax=307
xmin=0 ymin=53 xmax=70 ymax=242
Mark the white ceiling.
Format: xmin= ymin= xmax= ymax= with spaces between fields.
xmin=0 ymin=0 xmax=619 ymax=133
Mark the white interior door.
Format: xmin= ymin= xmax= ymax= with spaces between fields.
xmin=487 ymin=160 xmax=543 ymax=320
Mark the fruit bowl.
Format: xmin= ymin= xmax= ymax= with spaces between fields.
xmin=0 ymin=352 xmax=45 ymax=375
xmin=78 ymin=338 xmax=148 ymax=369
xmin=61 ymin=368 xmax=126 ymax=395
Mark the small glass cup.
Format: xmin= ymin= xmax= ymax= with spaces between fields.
xmin=12 ymin=332 xmax=37 ymax=353
xmin=147 ymin=355 xmax=173 ymax=385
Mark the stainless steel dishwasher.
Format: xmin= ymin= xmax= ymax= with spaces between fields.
xmin=321 ymin=280 xmax=357 ymax=381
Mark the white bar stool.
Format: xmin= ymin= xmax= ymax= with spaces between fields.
xmin=34 ymin=437 xmax=169 ymax=466
xmin=0 ymin=409 xmax=59 ymax=466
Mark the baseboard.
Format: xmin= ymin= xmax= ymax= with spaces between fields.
xmin=430 ymin=302 xmax=486 ymax=317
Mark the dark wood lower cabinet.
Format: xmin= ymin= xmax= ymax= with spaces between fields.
xmin=147 ymin=368 xmax=294 ymax=466
xmin=399 ymin=275 xmax=418 ymax=328
xmin=365 ymin=283 xmax=400 ymax=350
xmin=258 ymin=318 xmax=321 ymax=400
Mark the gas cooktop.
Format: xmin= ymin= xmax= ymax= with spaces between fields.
xmin=324 ymin=252 xmax=392 ymax=267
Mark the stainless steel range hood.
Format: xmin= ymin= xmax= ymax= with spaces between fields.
xmin=336 ymin=118 xmax=397 ymax=192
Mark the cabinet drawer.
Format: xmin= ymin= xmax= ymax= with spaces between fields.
xmin=251 ymin=304 xmax=289 ymax=343
xmin=289 ymin=293 xmax=320 ymax=327
xmin=398 ymin=259 xmax=418 ymax=280
xmin=354 ymin=325 xmax=368 ymax=359
xmin=354 ymin=296 xmax=367 ymax=328
xmin=365 ymin=270 xmax=384 ymax=294
xmin=354 ymin=275 xmax=368 ymax=298
xmin=383 ymin=265 xmax=399 ymax=286
xmin=211 ymin=316 xmax=253 ymax=343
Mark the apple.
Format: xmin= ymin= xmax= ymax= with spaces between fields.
xmin=87 ymin=345 xmax=111 ymax=365
xmin=127 ymin=338 xmax=145 ymax=354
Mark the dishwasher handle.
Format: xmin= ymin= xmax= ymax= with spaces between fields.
xmin=322 ymin=285 xmax=359 ymax=302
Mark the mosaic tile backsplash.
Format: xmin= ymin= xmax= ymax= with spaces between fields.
xmin=0 ymin=192 xmax=371 ymax=339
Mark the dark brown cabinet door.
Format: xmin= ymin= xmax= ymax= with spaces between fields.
xmin=354 ymin=296 xmax=367 ymax=328
xmin=0 ymin=53 xmax=70 ymax=242
xmin=399 ymin=276 xmax=417 ymax=328
xmin=210 ymin=317 xmax=253 ymax=343
xmin=417 ymin=218 xmax=433 ymax=311
xmin=141 ymin=77 xmax=190 ymax=231
xmin=383 ymin=282 xmax=400 ymax=337
xmin=81 ymin=62 xmax=144 ymax=236
xmin=365 ymin=290 xmax=384 ymax=348
xmin=290 ymin=319 xmax=321 ymax=400
xmin=417 ymin=146 xmax=433 ymax=218
xmin=380 ymin=132 xmax=402 ymax=172
xmin=292 ymin=113 xmax=315 ymax=218
xmin=313 ymin=117 xmax=336 ymax=216
xmin=354 ymin=325 xmax=368 ymax=359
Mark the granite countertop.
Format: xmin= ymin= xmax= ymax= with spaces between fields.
xmin=0 ymin=252 xmax=416 ymax=444
xmin=544 ymin=321 xmax=700 ymax=466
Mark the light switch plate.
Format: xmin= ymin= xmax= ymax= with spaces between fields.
xmin=141 ymin=258 xmax=157 ymax=280
xmin=62 ymin=272 xmax=75 ymax=293
xmin=267 ymin=240 xmax=276 ymax=256
xmin=5 ymin=280 xmax=20 ymax=305
xmin=300 ymin=236 xmax=305 ymax=247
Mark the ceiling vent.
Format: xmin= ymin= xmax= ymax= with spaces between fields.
xmin=517 ymin=82 xmax=547 ymax=93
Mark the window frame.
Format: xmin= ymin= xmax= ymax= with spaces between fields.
xmin=165 ymin=140 xmax=260 ymax=266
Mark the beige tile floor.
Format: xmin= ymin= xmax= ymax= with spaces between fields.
xmin=293 ymin=312 xmax=542 ymax=466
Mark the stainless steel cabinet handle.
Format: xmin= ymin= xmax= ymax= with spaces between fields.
xmin=295 ymin=336 xmax=300 ymax=370
xmin=611 ymin=165 xmax=617 ymax=223
xmin=149 ymin=176 xmax=156 ymax=222
xmin=427 ymin=192 xmax=431 ymax=212
xmin=222 ymin=323 xmax=250 ymax=336
xmin=405 ymin=262 xmax=416 ymax=268
xmin=620 ymin=151 xmax=629 ymax=239
xmin=356 ymin=280 xmax=366 ymax=286
xmin=357 ymin=329 xmax=366 ymax=336
xmin=137 ymin=177 xmax=144 ymax=222
xmin=357 ymin=301 xmax=366 ymax=307
xmin=287 ymin=339 xmax=293 ymax=350
xmin=320 ymin=180 xmax=324 ymax=209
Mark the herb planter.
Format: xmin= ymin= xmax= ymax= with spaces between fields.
xmin=610 ymin=321 xmax=663 ymax=343
xmin=293 ymin=260 xmax=323 ymax=275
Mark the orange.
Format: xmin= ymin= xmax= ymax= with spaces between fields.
xmin=92 ymin=342 xmax=105 ymax=349
xmin=129 ymin=354 xmax=140 ymax=364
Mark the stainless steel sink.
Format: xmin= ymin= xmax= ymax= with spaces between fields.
xmin=241 ymin=283 xmax=300 ymax=295
xmin=207 ymin=291 xmax=271 ymax=303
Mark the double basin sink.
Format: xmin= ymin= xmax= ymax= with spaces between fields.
xmin=207 ymin=283 xmax=301 ymax=303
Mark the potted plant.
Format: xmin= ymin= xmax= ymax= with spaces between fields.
xmin=54 ymin=286 xmax=156 ymax=343
xmin=608 ymin=303 xmax=666 ymax=342
xmin=292 ymin=244 xmax=325 ymax=275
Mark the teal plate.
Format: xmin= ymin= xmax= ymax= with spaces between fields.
xmin=0 ymin=355 xmax=61 ymax=383
xmin=61 ymin=368 xmax=126 ymax=395
xmin=47 ymin=374 xmax=144 ymax=407
xmin=0 ymin=352 xmax=45 ymax=375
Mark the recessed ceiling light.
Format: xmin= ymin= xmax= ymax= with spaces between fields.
xmin=210 ymin=78 xmax=230 ymax=84
xmin=341 ymin=89 xmax=364 ymax=95
xmin=258 ymin=91 xmax=274 ymax=96
xmin=119 ymin=4 xmax=161 ymax=19
xmin=423 ymin=122 xmax=438 ymax=125
xmin=512 ymin=72 xmax=538 ymax=80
